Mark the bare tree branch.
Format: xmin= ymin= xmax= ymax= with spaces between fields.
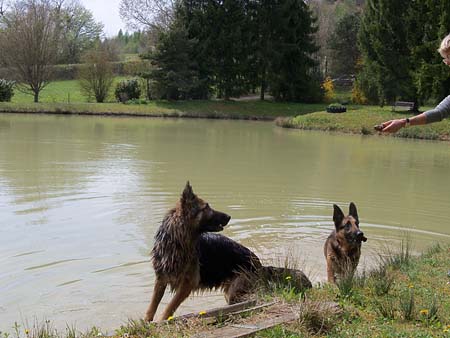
xmin=119 ymin=0 xmax=177 ymax=31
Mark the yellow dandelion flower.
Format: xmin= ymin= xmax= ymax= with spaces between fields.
xmin=198 ymin=311 xmax=206 ymax=316
xmin=285 ymin=276 xmax=292 ymax=280
xmin=408 ymin=284 xmax=414 ymax=288
xmin=443 ymin=329 xmax=449 ymax=333
xmin=167 ymin=316 xmax=174 ymax=321
xmin=419 ymin=309 xmax=429 ymax=315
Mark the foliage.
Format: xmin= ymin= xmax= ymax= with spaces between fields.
xmin=115 ymin=78 xmax=142 ymax=103
xmin=0 ymin=0 xmax=61 ymax=103
xmin=78 ymin=51 xmax=114 ymax=103
xmin=357 ymin=0 xmax=450 ymax=106
xmin=0 ymin=79 xmax=15 ymax=102
xmin=147 ymin=23 xmax=209 ymax=100
xmin=351 ymin=81 xmax=368 ymax=104
xmin=180 ymin=0 xmax=254 ymax=100
xmin=146 ymin=0 xmax=322 ymax=101
xmin=322 ymin=76 xmax=335 ymax=102
xmin=308 ymin=0 xmax=364 ymax=76
xmin=258 ymin=0 xmax=322 ymax=102
xmin=358 ymin=0 xmax=416 ymax=105
xmin=328 ymin=12 xmax=361 ymax=77
xmin=408 ymin=0 xmax=450 ymax=104
xmin=56 ymin=1 xmax=104 ymax=64
xmin=114 ymin=30 xmax=150 ymax=54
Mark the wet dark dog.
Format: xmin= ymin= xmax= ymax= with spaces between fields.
xmin=145 ymin=182 xmax=311 ymax=321
xmin=324 ymin=203 xmax=367 ymax=283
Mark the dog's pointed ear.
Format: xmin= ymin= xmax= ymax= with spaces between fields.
xmin=349 ymin=202 xmax=359 ymax=223
xmin=181 ymin=181 xmax=196 ymax=209
xmin=333 ymin=204 xmax=344 ymax=228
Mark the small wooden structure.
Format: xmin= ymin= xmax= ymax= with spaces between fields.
xmin=392 ymin=101 xmax=416 ymax=112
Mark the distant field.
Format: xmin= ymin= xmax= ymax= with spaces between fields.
xmin=12 ymin=78 xmax=128 ymax=104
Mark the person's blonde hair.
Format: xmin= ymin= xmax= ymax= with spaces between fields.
xmin=438 ymin=33 xmax=450 ymax=56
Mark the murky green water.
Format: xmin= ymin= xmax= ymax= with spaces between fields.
xmin=0 ymin=114 xmax=449 ymax=331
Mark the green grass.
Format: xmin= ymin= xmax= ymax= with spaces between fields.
xmin=11 ymin=78 xmax=128 ymax=104
xmin=259 ymin=243 xmax=450 ymax=338
xmin=277 ymin=104 xmax=450 ymax=141
xmin=1 ymin=79 xmax=328 ymax=119
xmin=1 ymin=244 xmax=449 ymax=338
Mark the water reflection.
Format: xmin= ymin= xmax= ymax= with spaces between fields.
xmin=0 ymin=114 xmax=449 ymax=331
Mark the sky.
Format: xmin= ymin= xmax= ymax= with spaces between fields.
xmin=79 ymin=0 xmax=126 ymax=37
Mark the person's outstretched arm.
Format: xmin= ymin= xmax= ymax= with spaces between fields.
xmin=378 ymin=95 xmax=450 ymax=133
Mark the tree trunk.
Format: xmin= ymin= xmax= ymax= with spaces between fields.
xmin=260 ymin=66 xmax=266 ymax=101
xmin=34 ymin=91 xmax=39 ymax=103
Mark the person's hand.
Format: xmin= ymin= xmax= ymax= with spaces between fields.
xmin=374 ymin=119 xmax=405 ymax=133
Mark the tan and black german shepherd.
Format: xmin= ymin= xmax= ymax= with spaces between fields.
xmin=145 ymin=182 xmax=312 ymax=321
xmin=324 ymin=203 xmax=367 ymax=283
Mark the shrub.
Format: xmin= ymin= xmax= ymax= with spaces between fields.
xmin=326 ymin=103 xmax=347 ymax=113
xmin=78 ymin=51 xmax=114 ymax=103
xmin=115 ymin=78 xmax=141 ymax=103
xmin=322 ymin=76 xmax=335 ymax=102
xmin=0 ymin=79 xmax=15 ymax=102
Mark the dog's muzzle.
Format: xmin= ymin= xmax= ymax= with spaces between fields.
xmin=356 ymin=231 xmax=367 ymax=242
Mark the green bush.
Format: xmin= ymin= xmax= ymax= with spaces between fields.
xmin=115 ymin=78 xmax=142 ymax=103
xmin=0 ymin=79 xmax=15 ymax=102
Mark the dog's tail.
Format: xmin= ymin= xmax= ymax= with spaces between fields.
xmin=259 ymin=266 xmax=312 ymax=291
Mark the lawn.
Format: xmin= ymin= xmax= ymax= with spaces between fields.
xmin=277 ymin=104 xmax=450 ymax=141
xmin=2 ymin=79 xmax=329 ymax=119
xmin=11 ymin=78 xmax=127 ymax=104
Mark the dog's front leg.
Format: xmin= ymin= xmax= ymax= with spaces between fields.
xmin=158 ymin=281 xmax=193 ymax=321
xmin=145 ymin=277 xmax=167 ymax=322
xmin=326 ymin=256 xmax=336 ymax=284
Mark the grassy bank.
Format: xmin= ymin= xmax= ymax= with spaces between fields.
xmin=277 ymin=104 xmax=450 ymax=141
xmin=0 ymin=79 xmax=327 ymax=120
xmin=3 ymin=243 xmax=449 ymax=338
xmin=3 ymin=79 xmax=450 ymax=140
xmin=0 ymin=100 xmax=327 ymax=120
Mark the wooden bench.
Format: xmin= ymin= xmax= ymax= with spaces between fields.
xmin=392 ymin=101 xmax=416 ymax=112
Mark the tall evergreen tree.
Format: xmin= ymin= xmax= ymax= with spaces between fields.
xmin=266 ymin=0 xmax=321 ymax=102
xmin=148 ymin=23 xmax=208 ymax=99
xmin=358 ymin=0 xmax=417 ymax=105
xmin=328 ymin=12 xmax=361 ymax=77
xmin=182 ymin=0 xmax=253 ymax=99
xmin=409 ymin=0 xmax=450 ymax=104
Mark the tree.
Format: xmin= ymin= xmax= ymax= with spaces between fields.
xmin=0 ymin=0 xmax=61 ymax=102
xmin=78 ymin=49 xmax=114 ymax=102
xmin=203 ymin=0 xmax=252 ymax=99
xmin=328 ymin=12 xmax=361 ymax=77
xmin=57 ymin=0 xmax=104 ymax=64
xmin=119 ymin=0 xmax=177 ymax=31
xmin=308 ymin=0 xmax=364 ymax=76
xmin=358 ymin=0 xmax=417 ymax=105
xmin=148 ymin=23 xmax=208 ymax=100
xmin=266 ymin=0 xmax=321 ymax=102
xmin=408 ymin=0 xmax=450 ymax=104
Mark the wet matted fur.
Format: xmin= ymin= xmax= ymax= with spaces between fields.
xmin=324 ymin=202 xmax=367 ymax=283
xmin=145 ymin=182 xmax=312 ymax=321
xmin=145 ymin=182 xmax=259 ymax=321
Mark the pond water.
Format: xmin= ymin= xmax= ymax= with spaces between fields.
xmin=0 ymin=114 xmax=449 ymax=332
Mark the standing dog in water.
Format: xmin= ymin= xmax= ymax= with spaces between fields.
xmin=324 ymin=203 xmax=367 ymax=283
xmin=145 ymin=182 xmax=312 ymax=321
xmin=145 ymin=182 xmax=260 ymax=322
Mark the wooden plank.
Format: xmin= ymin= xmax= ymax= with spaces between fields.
xmin=192 ymin=311 xmax=298 ymax=338
xmin=174 ymin=299 xmax=257 ymax=321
